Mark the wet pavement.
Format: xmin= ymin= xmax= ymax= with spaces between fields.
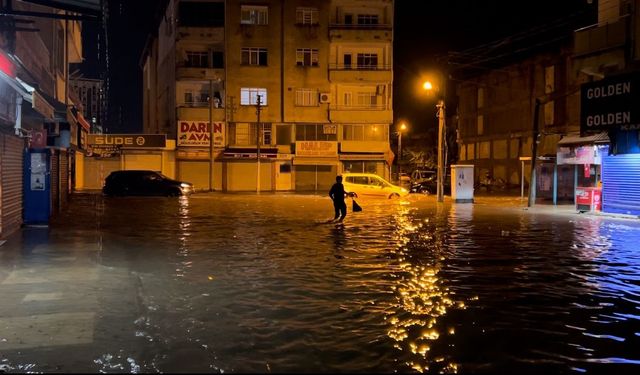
xmin=1 ymin=192 xmax=640 ymax=373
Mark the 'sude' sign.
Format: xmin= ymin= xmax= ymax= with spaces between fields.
xmin=177 ymin=121 xmax=225 ymax=148
xmin=88 ymin=134 xmax=166 ymax=148
xmin=580 ymin=73 xmax=640 ymax=133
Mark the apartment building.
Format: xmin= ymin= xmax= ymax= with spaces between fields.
xmin=142 ymin=0 xmax=394 ymax=192
xmin=70 ymin=76 xmax=105 ymax=133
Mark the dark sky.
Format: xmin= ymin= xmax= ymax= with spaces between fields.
xmin=80 ymin=0 xmax=597 ymax=134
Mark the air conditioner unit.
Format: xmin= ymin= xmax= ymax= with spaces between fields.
xmin=319 ymin=92 xmax=330 ymax=103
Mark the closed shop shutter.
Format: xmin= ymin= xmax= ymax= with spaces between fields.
xmin=123 ymin=153 xmax=162 ymax=171
xmin=225 ymin=161 xmax=255 ymax=191
xmin=602 ymin=151 xmax=640 ymax=215
xmin=295 ymin=165 xmax=336 ymax=191
xmin=83 ymin=157 xmax=120 ymax=190
xmin=0 ymin=134 xmax=24 ymax=237
xmin=50 ymin=151 xmax=59 ymax=214
xmin=59 ymin=150 xmax=69 ymax=208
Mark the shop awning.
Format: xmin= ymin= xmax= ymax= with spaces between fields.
xmin=558 ymin=132 xmax=609 ymax=146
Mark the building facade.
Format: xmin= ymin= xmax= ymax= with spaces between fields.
xmin=70 ymin=77 xmax=105 ymax=133
xmin=142 ymin=0 xmax=395 ymax=192
xmin=0 ymin=0 xmax=90 ymax=238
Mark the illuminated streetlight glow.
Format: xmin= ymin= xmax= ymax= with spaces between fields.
xmin=398 ymin=122 xmax=408 ymax=180
xmin=423 ymin=81 xmax=433 ymax=91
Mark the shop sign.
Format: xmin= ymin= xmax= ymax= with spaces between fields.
xmin=87 ymin=134 xmax=166 ymax=148
xmin=177 ymin=121 xmax=225 ymax=148
xmin=557 ymin=145 xmax=601 ymax=165
xmin=295 ymin=141 xmax=337 ymax=157
xmin=581 ymin=72 xmax=640 ymax=134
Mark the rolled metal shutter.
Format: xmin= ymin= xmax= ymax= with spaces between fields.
xmin=59 ymin=149 xmax=69 ymax=208
xmin=50 ymin=151 xmax=59 ymax=214
xmin=602 ymin=151 xmax=640 ymax=215
xmin=1 ymin=134 xmax=24 ymax=237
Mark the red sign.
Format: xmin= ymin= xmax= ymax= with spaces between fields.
xmin=177 ymin=121 xmax=225 ymax=148
xmin=0 ymin=50 xmax=16 ymax=78
xmin=576 ymin=187 xmax=602 ymax=211
xmin=584 ymin=164 xmax=591 ymax=178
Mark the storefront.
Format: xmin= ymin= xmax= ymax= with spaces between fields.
xmin=293 ymin=141 xmax=338 ymax=192
xmin=177 ymin=120 xmax=225 ymax=191
xmin=222 ymin=148 xmax=277 ymax=191
xmin=556 ymin=133 xmax=608 ymax=210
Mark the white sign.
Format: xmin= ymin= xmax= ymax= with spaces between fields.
xmin=178 ymin=121 xmax=225 ymax=148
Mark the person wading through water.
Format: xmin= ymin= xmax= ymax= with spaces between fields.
xmin=328 ymin=175 xmax=352 ymax=223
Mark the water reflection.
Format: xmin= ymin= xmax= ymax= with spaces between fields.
xmin=385 ymin=202 xmax=461 ymax=373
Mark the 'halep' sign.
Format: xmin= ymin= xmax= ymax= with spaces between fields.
xmin=178 ymin=121 xmax=225 ymax=148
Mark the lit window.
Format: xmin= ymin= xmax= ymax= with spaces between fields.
xmin=296 ymin=7 xmax=319 ymax=25
xmin=295 ymin=88 xmax=318 ymax=106
xmin=357 ymin=92 xmax=377 ymax=108
xmin=240 ymin=88 xmax=267 ymax=106
xmin=241 ymin=5 xmax=268 ymax=25
xmin=241 ymin=48 xmax=268 ymax=66
xmin=296 ymin=49 xmax=319 ymax=67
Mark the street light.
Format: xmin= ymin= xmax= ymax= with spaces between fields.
xmin=397 ymin=122 xmax=407 ymax=179
xmin=423 ymin=77 xmax=446 ymax=203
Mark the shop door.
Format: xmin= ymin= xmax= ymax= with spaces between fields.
xmin=275 ymin=161 xmax=292 ymax=191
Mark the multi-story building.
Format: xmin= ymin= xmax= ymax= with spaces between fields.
xmin=0 ymin=0 xmax=91 ymax=237
xmin=452 ymin=5 xmax=597 ymax=204
xmin=70 ymin=76 xmax=105 ymax=133
xmin=142 ymin=0 xmax=394 ymax=192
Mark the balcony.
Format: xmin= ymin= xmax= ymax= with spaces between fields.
xmin=177 ymin=106 xmax=225 ymax=122
xmin=176 ymin=65 xmax=225 ymax=81
xmin=574 ymin=16 xmax=629 ymax=57
xmin=329 ymin=64 xmax=392 ymax=82
xmin=329 ymin=24 xmax=392 ymax=42
xmin=176 ymin=26 xmax=224 ymax=43
xmin=329 ymin=105 xmax=392 ymax=123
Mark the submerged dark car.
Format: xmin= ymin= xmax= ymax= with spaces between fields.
xmin=410 ymin=174 xmax=451 ymax=195
xmin=103 ymin=170 xmax=194 ymax=197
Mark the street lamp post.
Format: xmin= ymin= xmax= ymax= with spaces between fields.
xmin=423 ymin=79 xmax=446 ymax=203
xmin=397 ymin=122 xmax=407 ymax=179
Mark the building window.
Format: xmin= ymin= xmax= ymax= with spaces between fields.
xmin=241 ymin=48 xmax=268 ymax=66
xmin=240 ymin=88 xmax=267 ymax=106
xmin=183 ymin=91 xmax=209 ymax=107
xmin=343 ymin=92 xmax=352 ymax=106
xmin=296 ymin=49 xmax=319 ymax=67
xmin=356 ymin=53 xmax=378 ymax=69
xmin=477 ymin=115 xmax=484 ymax=135
xmin=186 ymin=51 xmax=209 ymax=68
xmin=477 ymin=87 xmax=484 ymax=109
xmin=295 ymin=124 xmax=336 ymax=141
xmin=276 ymin=124 xmax=292 ymax=145
xmin=295 ymin=89 xmax=318 ymax=106
xmin=357 ymin=14 xmax=379 ymax=25
xmin=241 ymin=5 xmax=268 ymax=25
xmin=262 ymin=123 xmax=272 ymax=145
xmin=544 ymin=65 xmax=555 ymax=125
xmin=343 ymin=124 xmax=387 ymax=141
xmin=357 ymin=92 xmax=377 ymax=108
xmin=296 ymin=7 xmax=319 ymax=25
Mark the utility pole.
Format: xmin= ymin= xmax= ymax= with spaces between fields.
xmin=436 ymin=99 xmax=445 ymax=203
xmin=528 ymin=99 xmax=541 ymax=207
xmin=208 ymin=79 xmax=214 ymax=191
xmin=255 ymin=94 xmax=262 ymax=193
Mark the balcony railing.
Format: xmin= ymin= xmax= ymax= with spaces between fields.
xmin=330 ymin=104 xmax=388 ymax=111
xmin=329 ymin=64 xmax=391 ymax=71
xmin=329 ymin=23 xmax=392 ymax=30
xmin=574 ymin=15 xmax=629 ymax=57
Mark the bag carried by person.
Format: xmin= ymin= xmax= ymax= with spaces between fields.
xmin=352 ymin=199 xmax=362 ymax=212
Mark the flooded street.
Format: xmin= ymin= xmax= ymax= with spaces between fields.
xmin=1 ymin=193 xmax=640 ymax=373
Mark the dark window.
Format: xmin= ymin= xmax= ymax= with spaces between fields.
xmin=178 ymin=2 xmax=225 ymax=27
xmin=212 ymin=51 xmax=224 ymax=68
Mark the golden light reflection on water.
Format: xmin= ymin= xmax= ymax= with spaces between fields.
xmin=386 ymin=205 xmax=464 ymax=373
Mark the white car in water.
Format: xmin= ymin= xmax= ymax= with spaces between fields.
xmin=342 ymin=173 xmax=409 ymax=199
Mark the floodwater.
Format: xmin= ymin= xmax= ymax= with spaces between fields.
xmin=1 ymin=193 xmax=640 ymax=374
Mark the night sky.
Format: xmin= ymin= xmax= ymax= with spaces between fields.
xmin=79 ymin=0 xmax=597 ymax=135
